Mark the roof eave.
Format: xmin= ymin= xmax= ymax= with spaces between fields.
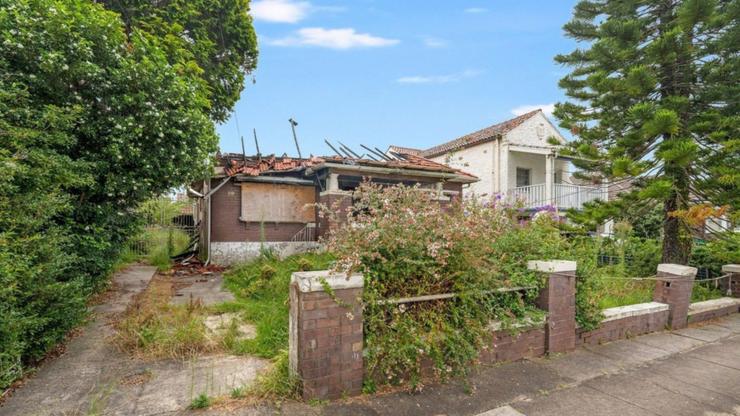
xmin=311 ymin=162 xmax=479 ymax=183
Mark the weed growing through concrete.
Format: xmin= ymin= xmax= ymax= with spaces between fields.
xmin=230 ymin=386 xmax=246 ymax=399
xmin=189 ymin=393 xmax=211 ymax=409
xmin=112 ymin=273 xmax=217 ymax=359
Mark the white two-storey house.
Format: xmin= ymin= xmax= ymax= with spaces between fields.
xmin=389 ymin=109 xmax=607 ymax=210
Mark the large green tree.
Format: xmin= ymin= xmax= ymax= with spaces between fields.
xmin=0 ymin=0 xmax=255 ymax=386
xmin=555 ymin=0 xmax=739 ymax=263
xmin=101 ymin=0 xmax=259 ymax=122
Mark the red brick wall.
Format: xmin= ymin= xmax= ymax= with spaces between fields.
xmin=687 ymin=304 xmax=740 ymax=324
xmin=291 ymin=285 xmax=364 ymax=400
xmin=316 ymin=192 xmax=353 ymax=240
xmin=480 ymin=327 xmax=546 ymax=363
xmin=537 ymin=271 xmax=576 ymax=353
xmin=653 ymin=271 xmax=695 ymax=330
xmin=210 ymin=179 xmax=310 ymax=242
xmin=577 ymin=310 xmax=669 ymax=346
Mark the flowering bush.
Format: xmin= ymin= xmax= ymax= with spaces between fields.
xmin=322 ymin=183 xmax=584 ymax=389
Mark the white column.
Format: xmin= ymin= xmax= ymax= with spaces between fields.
xmin=326 ymin=173 xmax=339 ymax=192
xmin=545 ymin=154 xmax=554 ymax=207
xmin=499 ymin=144 xmax=509 ymax=198
xmin=492 ymin=139 xmax=500 ymax=195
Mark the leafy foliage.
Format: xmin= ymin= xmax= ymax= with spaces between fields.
xmin=555 ymin=0 xmax=738 ymax=263
xmin=101 ymin=0 xmax=259 ymax=122
xmin=690 ymin=232 xmax=740 ymax=276
xmin=323 ymin=183 xmax=601 ymax=388
xmin=0 ymin=0 xmax=253 ymax=389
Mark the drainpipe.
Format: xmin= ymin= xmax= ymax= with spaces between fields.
xmin=203 ymin=176 xmax=233 ymax=266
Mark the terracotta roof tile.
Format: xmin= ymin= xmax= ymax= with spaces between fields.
xmin=387 ymin=145 xmax=422 ymax=156
xmin=218 ymin=152 xmax=477 ymax=181
xmin=422 ymin=109 xmax=541 ymax=158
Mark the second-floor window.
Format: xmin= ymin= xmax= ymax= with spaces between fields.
xmin=516 ymin=168 xmax=531 ymax=188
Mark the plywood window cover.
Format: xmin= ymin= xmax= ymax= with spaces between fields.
xmin=240 ymin=182 xmax=316 ymax=223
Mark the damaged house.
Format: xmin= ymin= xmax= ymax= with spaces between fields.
xmin=192 ymin=152 xmax=477 ymax=265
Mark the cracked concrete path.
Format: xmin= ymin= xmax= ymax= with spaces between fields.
xmin=199 ymin=314 xmax=740 ymax=416
xmin=0 ymin=265 xmax=267 ymax=416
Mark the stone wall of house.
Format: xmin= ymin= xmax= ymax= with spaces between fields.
xmin=210 ymin=241 xmax=323 ymax=265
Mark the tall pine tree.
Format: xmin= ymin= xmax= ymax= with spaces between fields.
xmin=555 ymin=0 xmax=739 ymax=264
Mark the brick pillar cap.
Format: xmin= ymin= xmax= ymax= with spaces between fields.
xmin=527 ymin=260 xmax=576 ymax=273
xmin=291 ymin=270 xmax=363 ymax=292
xmin=657 ymin=263 xmax=697 ymax=277
xmin=721 ymin=264 xmax=740 ymax=273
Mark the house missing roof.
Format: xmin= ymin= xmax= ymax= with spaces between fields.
xmin=194 ymin=152 xmax=477 ymax=265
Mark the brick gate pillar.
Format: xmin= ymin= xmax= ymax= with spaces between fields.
xmin=653 ymin=264 xmax=697 ymax=330
xmin=289 ymin=270 xmax=364 ymax=400
xmin=528 ymin=260 xmax=577 ymax=354
xmin=721 ymin=264 xmax=740 ymax=298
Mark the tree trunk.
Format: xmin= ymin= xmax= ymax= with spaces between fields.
xmin=661 ymin=192 xmax=691 ymax=264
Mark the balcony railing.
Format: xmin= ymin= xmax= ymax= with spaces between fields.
xmin=508 ymin=183 xmax=606 ymax=210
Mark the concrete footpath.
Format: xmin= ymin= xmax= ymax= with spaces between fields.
xmin=208 ymin=314 xmax=740 ymax=416
xmin=0 ymin=265 xmax=267 ymax=416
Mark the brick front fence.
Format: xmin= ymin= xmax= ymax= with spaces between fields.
xmin=289 ymin=262 xmax=739 ymax=400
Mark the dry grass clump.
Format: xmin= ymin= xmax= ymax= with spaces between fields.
xmin=112 ymin=273 xmax=217 ymax=359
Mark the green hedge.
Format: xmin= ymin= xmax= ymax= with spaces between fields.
xmin=0 ymin=0 xmax=251 ymax=389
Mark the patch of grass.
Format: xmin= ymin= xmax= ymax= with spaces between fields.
xmin=189 ymin=393 xmax=211 ymax=409
xmin=230 ymin=386 xmax=246 ymax=399
xmin=112 ymin=274 xmax=217 ymax=359
xmin=592 ymin=266 xmax=654 ymax=309
xmin=247 ymin=350 xmax=301 ymax=399
xmin=219 ymin=252 xmax=334 ymax=358
xmin=596 ymin=278 xmax=653 ymax=309
xmin=591 ymin=266 xmax=726 ymax=309
xmin=691 ymin=282 xmax=724 ymax=302
xmin=144 ymin=228 xmax=191 ymax=271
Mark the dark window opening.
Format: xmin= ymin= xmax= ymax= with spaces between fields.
xmin=516 ymin=168 xmax=531 ymax=188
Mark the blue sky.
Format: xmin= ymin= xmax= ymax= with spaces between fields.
xmin=217 ymin=0 xmax=578 ymax=157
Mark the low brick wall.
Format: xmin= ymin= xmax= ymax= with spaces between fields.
xmin=480 ymin=321 xmax=546 ymax=363
xmin=687 ymin=298 xmax=740 ymax=324
xmin=577 ymin=302 xmax=669 ymax=346
xmin=289 ymin=262 xmax=736 ymax=401
xmin=289 ymin=271 xmax=364 ymax=400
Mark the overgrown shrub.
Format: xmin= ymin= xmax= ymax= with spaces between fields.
xmin=599 ymin=237 xmax=661 ymax=277
xmin=690 ymin=233 xmax=740 ymax=276
xmin=323 ymin=183 xmax=599 ymax=388
xmin=0 ymin=0 xmax=233 ymax=389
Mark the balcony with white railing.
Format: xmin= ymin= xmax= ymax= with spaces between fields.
xmin=508 ymin=183 xmax=606 ymax=210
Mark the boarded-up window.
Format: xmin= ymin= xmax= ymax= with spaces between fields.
xmin=240 ymin=183 xmax=316 ymax=223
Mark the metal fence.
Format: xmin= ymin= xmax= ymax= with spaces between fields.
xmin=124 ymin=198 xmax=198 ymax=259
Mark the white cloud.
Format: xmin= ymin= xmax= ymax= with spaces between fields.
xmin=251 ymin=0 xmax=310 ymax=23
xmin=511 ymin=103 xmax=556 ymax=117
xmin=268 ymin=27 xmax=399 ymax=49
xmin=397 ymin=69 xmax=481 ymax=84
xmin=464 ymin=7 xmax=488 ymax=13
xmin=422 ymin=36 xmax=448 ymax=48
